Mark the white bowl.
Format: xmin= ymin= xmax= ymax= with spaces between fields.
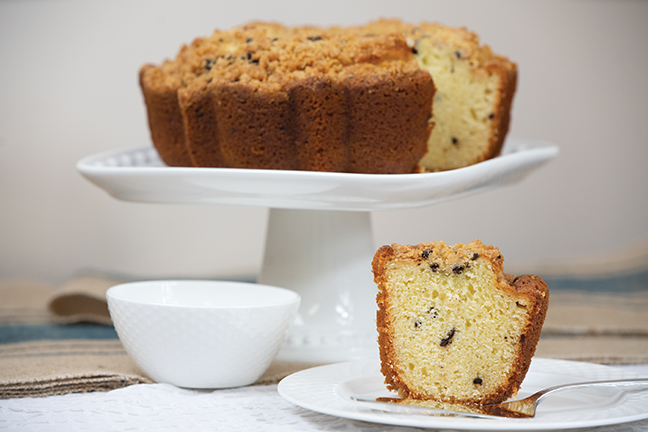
xmin=106 ymin=280 xmax=300 ymax=388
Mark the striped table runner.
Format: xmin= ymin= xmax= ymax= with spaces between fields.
xmin=2 ymin=270 xmax=647 ymax=399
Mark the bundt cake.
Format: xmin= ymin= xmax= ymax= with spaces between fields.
xmin=139 ymin=20 xmax=516 ymax=173
xmin=140 ymin=22 xmax=435 ymax=174
xmin=372 ymin=240 xmax=548 ymax=405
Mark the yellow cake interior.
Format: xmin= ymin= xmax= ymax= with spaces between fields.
xmin=383 ymin=256 xmax=529 ymax=401
xmin=414 ymin=38 xmax=504 ymax=171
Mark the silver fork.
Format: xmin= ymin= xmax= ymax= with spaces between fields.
xmin=351 ymin=377 xmax=648 ymax=419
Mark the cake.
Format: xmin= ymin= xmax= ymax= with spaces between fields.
xmin=139 ymin=20 xmax=516 ymax=173
xmin=372 ymin=240 xmax=548 ymax=406
xmin=140 ymin=22 xmax=435 ymax=174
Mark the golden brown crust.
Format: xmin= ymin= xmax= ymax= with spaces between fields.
xmin=374 ymin=245 xmax=400 ymax=396
xmin=177 ymin=83 xmax=223 ymax=167
xmin=505 ymin=274 xmax=549 ymax=397
xmin=287 ymin=76 xmax=349 ymax=172
xmin=139 ymin=65 xmax=192 ymax=166
xmin=343 ymin=66 xmax=434 ymax=173
xmin=140 ymin=21 xmax=433 ymax=173
xmin=485 ymin=59 xmax=518 ymax=162
xmin=139 ymin=21 xmax=429 ymax=173
xmin=214 ymin=82 xmax=296 ymax=170
xmin=373 ymin=240 xmax=549 ymax=405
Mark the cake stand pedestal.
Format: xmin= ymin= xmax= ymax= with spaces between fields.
xmin=260 ymin=209 xmax=377 ymax=362
xmin=78 ymin=139 xmax=558 ymax=364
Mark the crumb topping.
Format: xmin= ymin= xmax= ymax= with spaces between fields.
xmin=387 ymin=239 xmax=505 ymax=277
xmin=143 ymin=19 xmax=503 ymax=92
xmin=150 ymin=21 xmax=422 ymax=91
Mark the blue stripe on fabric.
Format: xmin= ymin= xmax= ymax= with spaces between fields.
xmin=0 ymin=324 xmax=118 ymax=344
xmin=541 ymin=267 xmax=648 ymax=293
xmin=0 ymin=351 xmax=126 ymax=359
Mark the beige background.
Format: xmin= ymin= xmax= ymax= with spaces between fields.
xmin=1 ymin=0 xmax=647 ymax=285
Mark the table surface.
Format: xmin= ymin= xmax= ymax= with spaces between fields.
xmin=1 ymin=364 xmax=647 ymax=432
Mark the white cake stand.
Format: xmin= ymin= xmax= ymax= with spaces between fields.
xmin=78 ymin=139 xmax=558 ymax=363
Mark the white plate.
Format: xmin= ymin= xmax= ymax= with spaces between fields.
xmin=277 ymin=358 xmax=648 ymax=431
xmin=77 ymin=139 xmax=558 ymax=211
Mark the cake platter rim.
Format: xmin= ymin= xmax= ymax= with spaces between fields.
xmin=277 ymin=357 xmax=648 ymax=431
xmin=76 ymin=138 xmax=559 ymax=211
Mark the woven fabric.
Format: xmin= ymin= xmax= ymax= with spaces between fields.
xmin=1 ymin=273 xmax=647 ymax=399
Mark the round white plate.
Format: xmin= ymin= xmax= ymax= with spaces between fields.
xmin=77 ymin=139 xmax=558 ymax=211
xmin=277 ymin=358 xmax=648 ymax=431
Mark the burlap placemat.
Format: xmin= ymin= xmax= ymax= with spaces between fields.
xmin=1 ymin=274 xmax=647 ymax=399
xmin=538 ymin=290 xmax=648 ymax=364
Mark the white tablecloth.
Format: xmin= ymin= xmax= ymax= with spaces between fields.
xmin=2 ymin=365 xmax=648 ymax=432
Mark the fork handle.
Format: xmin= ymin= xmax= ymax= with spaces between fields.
xmin=536 ymin=377 xmax=648 ymax=403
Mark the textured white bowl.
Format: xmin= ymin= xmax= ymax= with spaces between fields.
xmin=107 ymin=280 xmax=300 ymax=389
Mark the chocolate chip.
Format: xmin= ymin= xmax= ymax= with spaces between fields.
xmin=430 ymin=263 xmax=439 ymax=272
xmin=421 ymin=249 xmax=430 ymax=259
xmin=455 ymin=51 xmax=462 ymax=59
xmin=451 ymin=137 xmax=459 ymax=145
xmin=513 ymin=277 xmax=519 ymax=284
xmin=440 ymin=328 xmax=455 ymax=347
xmin=520 ymin=334 xmax=526 ymax=343
xmin=246 ymin=38 xmax=253 ymax=43
xmin=473 ymin=377 xmax=483 ymax=385
xmin=489 ymin=113 xmax=495 ymax=119
xmin=471 ymin=253 xmax=479 ymax=260
xmin=204 ymin=58 xmax=216 ymax=72
xmin=308 ymin=36 xmax=323 ymax=41
xmin=497 ymin=255 xmax=502 ymax=260
xmin=411 ymin=47 xmax=418 ymax=55
xmin=414 ymin=319 xmax=423 ymax=329
xmin=452 ymin=265 xmax=464 ymax=274
xmin=246 ymin=52 xmax=259 ymax=65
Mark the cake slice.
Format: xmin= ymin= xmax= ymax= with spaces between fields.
xmin=372 ymin=240 xmax=548 ymax=405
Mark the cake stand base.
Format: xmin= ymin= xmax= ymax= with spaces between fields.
xmin=259 ymin=208 xmax=379 ymax=363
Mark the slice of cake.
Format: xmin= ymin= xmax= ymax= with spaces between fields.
xmin=372 ymin=240 xmax=548 ymax=405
